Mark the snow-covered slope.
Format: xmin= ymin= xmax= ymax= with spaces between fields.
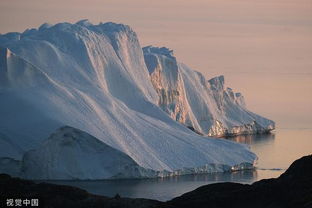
xmin=143 ymin=46 xmax=275 ymax=137
xmin=0 ymin=20 xmax=257 ymax=179
xmin=21 ymin=126 xmax=157 ymax=180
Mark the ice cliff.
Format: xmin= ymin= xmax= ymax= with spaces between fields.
xmin=0 ymin=20 xmax=263 ymax=179
xmin=143 ymin=46 xmax=275 ymax=137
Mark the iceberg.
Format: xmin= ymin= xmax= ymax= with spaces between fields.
xmin=0 ymin=20 xmax=258 ymax=179
xmin=21 ymin=126 xmax=157 ymax=180
xmin=143 ymin=46 xmax=275 ymax=137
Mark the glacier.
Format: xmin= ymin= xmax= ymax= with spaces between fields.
xmin=143 ymin=46 xmax=275 ymax=137
xmin=0 ymin=20 xmax=264 ymax=179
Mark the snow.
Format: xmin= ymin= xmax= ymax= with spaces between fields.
xmin=143 ymin=46 xmax=275 ymax=137
xmin=21 ymin=126 xmax=157 ymax=180
xmin=0 ymin=20 xmax=258 ymax=179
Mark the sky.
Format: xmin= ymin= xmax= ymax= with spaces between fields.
xmin=1 ymin=0 xmax=312 ymax=128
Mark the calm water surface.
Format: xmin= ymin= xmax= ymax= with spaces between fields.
xmin=46 ymin=128 xmax=312 ymax=201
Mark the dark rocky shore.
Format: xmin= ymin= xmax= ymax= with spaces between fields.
xmin=163 ymin=155 xmax=312 ymax=208
xmin=1 ymin=155 xmax=311 ymax=208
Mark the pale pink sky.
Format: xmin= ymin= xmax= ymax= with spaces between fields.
xmin=1 ymin=0 xmax=312 ymax=128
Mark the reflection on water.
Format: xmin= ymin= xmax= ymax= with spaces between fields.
xmin=227 ymin=133 xmax=275 ymax=145
xmin=44 ymin=129 xmax=312 ymax=201
xmin=226 ymin=132 xmax=283 ymax=180
xmin=46 ymin=170 xmax=257 ymax=201
xmin=229 ymin=129 xmax=312 ymax=180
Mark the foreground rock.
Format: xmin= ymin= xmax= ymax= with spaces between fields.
xmin=0 ymin=174 xmax=162 ymax=208
xmin=164 ymin=155 xmax=312 ymax=208
xmin=1 ymin=155 xmax=311 ymax=208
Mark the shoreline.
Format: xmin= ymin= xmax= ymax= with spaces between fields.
xmin=1 ymin=155 xmax=311 ymax=208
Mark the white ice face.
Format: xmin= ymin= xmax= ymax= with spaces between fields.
xmin=0 ymin=20 xmax=258 ymax=179
xmin=143 ymin=46 xmax=275 ymax=137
